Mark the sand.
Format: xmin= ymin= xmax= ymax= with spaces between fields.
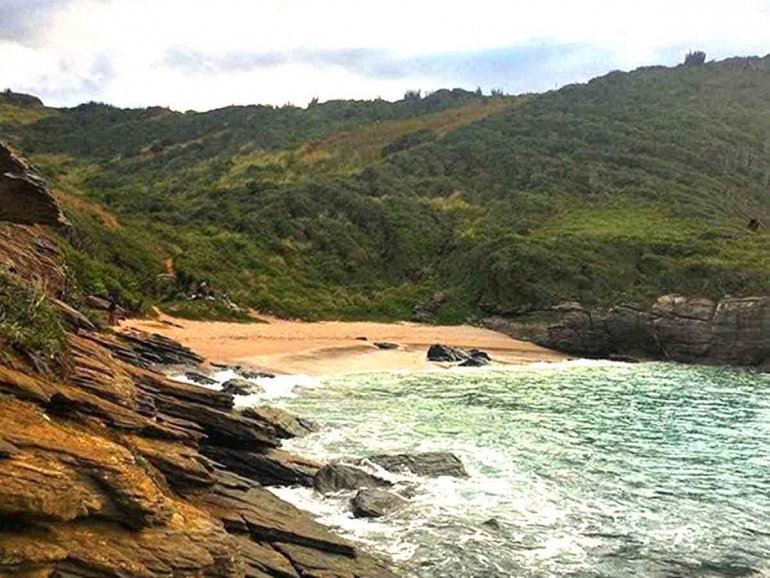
xmin=120 ymin=313 xmax=567 ymax=376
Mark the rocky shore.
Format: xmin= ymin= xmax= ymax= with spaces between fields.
xmin=0 ymin=142 xmax=397 ymax=577
xmin=484 ymin=295 xmax=770 ymax=369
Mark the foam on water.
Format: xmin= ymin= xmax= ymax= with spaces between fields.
xmin=172 ymin=362 xmax=770 ymax=577
xmin=274 ymin=363 xmax=770 ymax=577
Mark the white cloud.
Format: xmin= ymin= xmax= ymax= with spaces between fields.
xmin=2 ymin=0 xmax=770 ymax=109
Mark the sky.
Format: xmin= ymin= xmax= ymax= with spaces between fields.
xmin=2 ymin=0 xmax=770 ymax=111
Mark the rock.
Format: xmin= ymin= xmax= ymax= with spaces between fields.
xmin=185 ymin=371 xmax=218 ymax=386
xmin=203 ymin=446 xmax=320 ymax=487
xmin=485 ymin=294 xmax=770 ymax=368
xmin=356 ymin=336 xmax=369 ymax=341
xmin=469 ymin=349 xmax=491 ymax=361
xmin=113 ymin=329 xmax=205 ymax=368
xmin=374 ymin=342 xmax=399 ymax=350
xmin=351 ymin=488 xmax=408 ymax=518
xmin=481 ymin=517 xmax=502 ymax=531
xmin=222 ymin=378 xmax=264 ymax=396
xmin=238 ymin=369 xmax=275 ymax=380
xmin=313 ymin=463 xmax=392 ymax=494
xmin=242 ymin=405 xmax=319 ymax=439
xmin=0 ymin=437 xmax=19 ymax=458
xmin=50 ymin=298 xmax=98 ymax=332
xmin=427 ymin=344 xmax=469 ymax=362
xmin=274 ymin=543 xmax=398 ymax=578
xmin=459 ymin=356 xmax=489 ymax=367
xmin=0 ymin=141 xmax=69 ymax=227
xmin=362 ymin=452 xmax=469 ymax=478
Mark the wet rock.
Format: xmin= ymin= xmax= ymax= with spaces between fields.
xmin=313 ymin=463 xmax=392 ymax=494
xmin=363 ymin=452 xmax=469 ymax=478
xmin=185 ymin=371 xmax=218 ymax=386
xmin=374 ymin=342 xmax=399 ymax=350
xmin=469 ymin=349 xmax=491 ymax=361
xmin=238 ymin=369 xmax=275 ymax=380
xmin=275 ymin=542 xmax=398 ymax=578
xmin=427 ymin=344 xmax=469 ymax=362
xmin=222 ymin=378 xmax=264 ymax=396
xmin=459 ymin=356 xmax=489 ymax=367
xmin=242 ymin=405 xmax=319 ymax=439
xmin=481 ymin=517 xmax=502 ymax=531
xmin=351 ymin=488 xmax=408 ymax=518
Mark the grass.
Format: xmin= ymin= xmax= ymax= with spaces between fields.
xmin=0 ymin=272 xmax=66 ymax=358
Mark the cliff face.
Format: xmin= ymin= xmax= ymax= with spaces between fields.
xmin=0 ymin=154 xmax=396 ymax=577
xmin=486 ymin=295 xmax=770 ymax=368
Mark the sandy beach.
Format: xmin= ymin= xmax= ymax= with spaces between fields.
xmin=120 ymin=313 xmax=567 ymax=376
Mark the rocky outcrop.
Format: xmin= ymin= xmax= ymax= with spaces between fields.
xmin=313 ymin=463 xmax=392 ymax=494
xmin=427 ymin=344 xmax=469 ymax=362
xmin=223 ymin=378 xmax=264 ymax=396
xmin=363 ymin=452 xmax=469 ymax=478
xmin=242 ymin=406 xmax=320 ymax=439
xmin=351 ymin=488 xmax=408 ymax=518
xmin=485 ymin=295 xmax=770 ymax=367
xmin=0 ymin=185 xmax=399 ymax=577
xmin=0 ymin=141 xmax=68 ymax=227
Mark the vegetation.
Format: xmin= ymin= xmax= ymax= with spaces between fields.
xmin=0 ymin=272 xmax=65 ymax=358
xmin=4 ymin=55 xmax=770 ymax=322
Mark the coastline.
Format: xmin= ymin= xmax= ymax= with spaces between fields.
xmin=121 ymin=312 xmax=569 ymax=376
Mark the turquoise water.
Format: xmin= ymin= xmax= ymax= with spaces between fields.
xmin=259 ymin=361 xmax=769 ymax=577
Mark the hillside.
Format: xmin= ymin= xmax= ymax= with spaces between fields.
xmin=3 ymin=55 xmax=770 ymax=322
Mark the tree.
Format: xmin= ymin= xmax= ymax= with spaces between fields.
xmin=404 ymin=89 xmax=422 ymax=101
xmin=684 ymin=51 xmax=706 ymax=66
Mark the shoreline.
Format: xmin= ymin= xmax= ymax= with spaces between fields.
xmin=120 ymin=313 xmax=569 ymax=376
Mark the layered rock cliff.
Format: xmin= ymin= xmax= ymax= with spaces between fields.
xmin=0 ymin=146 xmax=397 ymax=577
xmin=485 ymin=295 xmax=770 ymax=368
xmin=0 ymin=141 xmax=68 ymax=227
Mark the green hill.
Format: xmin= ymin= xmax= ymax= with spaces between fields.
xmin=3 ymin=55 xmax=770 ymax=322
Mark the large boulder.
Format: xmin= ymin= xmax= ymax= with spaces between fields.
xmin=313 ymin=463 xmax=392 ymax=494
xmin=362 ymin=452 xmax=469 ymax=478
xmin=0 ymin=141 xmax=68 ymax=227
xmin=351 ymin=488 xmax=408 ymax=518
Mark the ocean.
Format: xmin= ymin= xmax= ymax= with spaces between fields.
xmin=181 ymin=361 xmax=770 ymax=577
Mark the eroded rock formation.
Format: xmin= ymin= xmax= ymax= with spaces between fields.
xmin=0 ymin=164 xmax=398 ymax=577
xmin=485 ymin=295 xmax=770 ymax=367
xmin=0 ymin=141 xmax=68 ymax=227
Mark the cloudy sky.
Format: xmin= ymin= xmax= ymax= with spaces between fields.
xmin=2 ymin=0 xmax=770 ymax=111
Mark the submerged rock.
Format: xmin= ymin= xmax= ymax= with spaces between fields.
xmin=351 ymin=488 xmax=408 ymax=518
xmin=362 ymin=452 xmax=469 ymax=478
xmin=374 ymin=342 xmax=399 ymax=350
xmin=222 ymin=378 xmax=264 ymax=396
xmin=314 ymin=463 xmax=392 ymax=494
